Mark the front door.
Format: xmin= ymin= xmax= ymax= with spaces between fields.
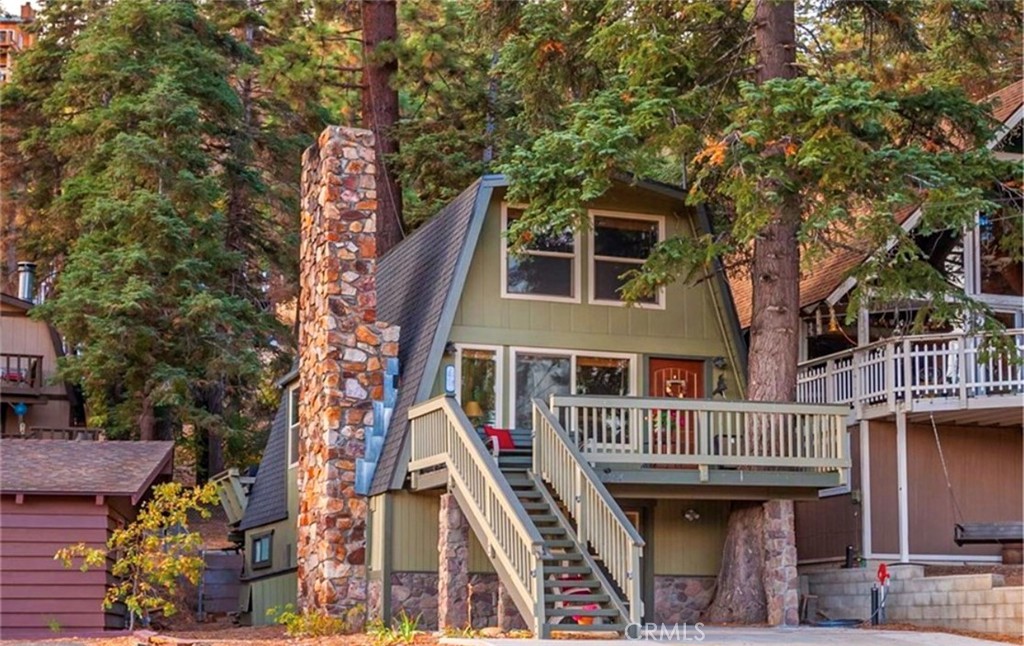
xmin=648 ymin=358 xmax=705 ymax=398
xmin=647 ymin=358 xmax=705 ymax=458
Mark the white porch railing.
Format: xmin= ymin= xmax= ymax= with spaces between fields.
xmin=548 ymin=395 xmax=850 ymax=476
xmin=533 ymin=398 xmax=644 ymax=626
xmin=408 ymin=396 xmax=545 ymax=634
xmin=797 ymin=329 xmax=1024 ymax=415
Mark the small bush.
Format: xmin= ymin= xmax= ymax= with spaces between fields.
xmin=267 ymin=604 xmax=347 ymax=637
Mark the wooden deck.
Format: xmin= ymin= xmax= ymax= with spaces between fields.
xmin=797 ymin=329 xmax=1024 ymax=421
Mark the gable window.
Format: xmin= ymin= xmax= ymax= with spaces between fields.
xmin=252 ymin=532 xmax=273 ymax=569
xmin=501 ymin=204 xmax=579 ymax=302
xmin=511 ymin=349 xmax=635 ymax=428
xmin=590 ymin=212 xmax=664 ymax=307
xmin=288 ymin=386 xmax=299 ymax=467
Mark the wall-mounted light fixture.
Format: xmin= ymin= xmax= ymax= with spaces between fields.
xmin=712 ymin=356 xmax=727 ymax=370
xmin=683 ymin=508 xmax=701 ymax=522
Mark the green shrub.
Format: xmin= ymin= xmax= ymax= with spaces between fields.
xmin=267 ymin=604 xmax=348 ymax=637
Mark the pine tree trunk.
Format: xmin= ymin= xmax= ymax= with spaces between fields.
xmin=704 ymin=0 xmax=801 ymax=626
xmin=361 ymin=0 xmax=403 ymax=255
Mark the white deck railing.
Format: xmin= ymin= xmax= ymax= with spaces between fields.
xmin=408 ymin=396 xmax=545 ymax=634
xmin=548 ymin=395 xmax=850 ymax=475
xmin=797 ymin=329 xmax=1024 ymax=415
xmin=533 ymin=399 xmax=643 ymax=625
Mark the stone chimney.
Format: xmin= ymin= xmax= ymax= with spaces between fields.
xmin=20 ymin=3 xmax=33 ymax=21
xmin=296 ymin=126 xmax=399 ymax=626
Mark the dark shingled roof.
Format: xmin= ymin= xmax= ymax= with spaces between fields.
xmin=0 ymin=439 xmax=173 ymax=504
xmin=239 ymin=392 xmax=290 ymax=530
xmin=369 ymin=180 xmax=484 ymax=495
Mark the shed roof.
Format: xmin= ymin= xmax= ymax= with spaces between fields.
xmin=0 ymin=439 xmax=174 ymax=504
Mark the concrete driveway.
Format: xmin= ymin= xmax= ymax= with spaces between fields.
xmin=442 ymin=626 xmax=1010 ymax=645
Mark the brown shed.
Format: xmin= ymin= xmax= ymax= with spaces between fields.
xmin=0 ymin=439 xmax=174 ymax=639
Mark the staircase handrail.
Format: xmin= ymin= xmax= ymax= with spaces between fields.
xmin=408 ymin=396 xmax=545 ymax=632
xmin=533 ymin=397 xmax=644 ymax=626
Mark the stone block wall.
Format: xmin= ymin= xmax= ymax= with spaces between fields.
xmin=653 ymin=576 xmax=716 ymax=624
xmin=296 ymin=125 xmax=399 ymax=627
xmin=803 ymin=565 xmax=1024 ymax=634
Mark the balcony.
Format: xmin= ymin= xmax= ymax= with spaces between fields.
xmin=797 ymin=329 xmax=1024 ymax=424
xmin=541 ymin=395 xmax=851 ymax=491
xmin=0 ymin=353 xmax=43 ymax=396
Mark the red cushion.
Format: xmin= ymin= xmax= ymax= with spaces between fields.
xmin=483 ymin=425 xmax=515 ymax=450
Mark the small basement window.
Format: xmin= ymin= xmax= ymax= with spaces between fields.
xmin=252 ymin=532 xmax=273 ymax=569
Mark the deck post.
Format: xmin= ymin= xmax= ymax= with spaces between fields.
xmin=895 ymin=406 xmax=910 ymax=563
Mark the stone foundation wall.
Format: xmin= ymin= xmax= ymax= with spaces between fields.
xmin=763 ymin=499 xmax=799 ymax=626
xmin=392 ymin=572 xmax=440 ymax=628
xmin=653 ymin=576 xmax=716 ymax=624
xmin=469 ymin=573 xmax=499 ymax=628
xmin=387 ymin=572 xmax=499 ymax=630
xmin=296 ymin=125 xmax=399 ymax=627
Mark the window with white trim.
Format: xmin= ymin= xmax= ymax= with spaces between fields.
xmin=288 ymin=385 xmax=299 ymax=467
xmin=457 ymin=345 xmax=502 ymax=427
xmin=511 ymin=349 xmax=635 ymax=428
xmin=590 ymin=212 xmax=664 ymax=306
xmin=252 ymin=532 xmax=273 ymax=569
xmin=502 ymin=205 xmax=579 ymax=301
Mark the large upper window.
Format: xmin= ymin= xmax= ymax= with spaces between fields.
xmin=977 ymin=210 xmax=1023 ymax=298
xmin=512 ymin=349 xmax=634 ymax=428
xmin=590 ymin=213 xmax=664 ymax=307
xmin=502 ymin=205 xmax=579 ymax=302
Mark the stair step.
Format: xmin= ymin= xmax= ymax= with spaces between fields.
xmin=516 ymin=490 xmax=543 ymax=499
xmin=546 ymin=607 xmax=620 ymax=617
xmin=547 ymin=623 xmax=626 ymax=633
xmin=543 ymin=552 xmax=583 ymax=561
xmin=544 ymin=578 xmax=601 ymax=588
xmin=538 ymin=527 xmax=567 ymax=535
xmin=543 ymin=539 xmax=576 ymax=548
xmin=545 ymin=566 xmax=592 ymax=575
xmin=529 ymin=515 xmax=559 ymax=524
xmin=546 ymin=593 xmax=611 ymax=603
xmin=522 ymin=502 xmax=550 ymax=511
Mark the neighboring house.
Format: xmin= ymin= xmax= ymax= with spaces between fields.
xmin=0 ymin=438 xmax=174 ymax=639
xmin=731 ymin=80 xmax=1024 ymax=565
xmin=1 ymin=265 xmax=90 ymax=439
xmin=214 ymin=372 xmax=299 ymax=624
xmin=224 ymin=164 xmax=852 ymax=631
xmin=0 ymin=3 xmax=34 ymax=84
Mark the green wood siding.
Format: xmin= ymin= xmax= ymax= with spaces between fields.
xmin=652 ymin=499 xmax=729 ymax=576
xmin=390 ymin=491 xmax=493 ymax=573
xmin=250 ymin=571 xmax=298 ymax=625
xmin=443 ymin=186 xmax=745 ymax=421
xmin=243 ymin=464 xmax=298 ymax=577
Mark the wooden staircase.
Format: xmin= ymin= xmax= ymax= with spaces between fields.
xmin=407 ymin=397 xmax=643 ymax=637
xmin=502 ymin=465 xmax=629 ymax=633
